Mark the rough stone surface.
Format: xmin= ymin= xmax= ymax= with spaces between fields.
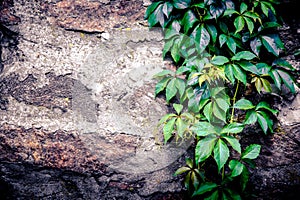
xmin=0 ymin=0 xmax=299 ymax=199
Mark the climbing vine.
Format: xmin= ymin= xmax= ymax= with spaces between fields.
xmin=145 ymin=0 xmax=296 ymax=199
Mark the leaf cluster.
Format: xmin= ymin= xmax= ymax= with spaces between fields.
xmin=145 ymin=0 xmax=296 ymax=199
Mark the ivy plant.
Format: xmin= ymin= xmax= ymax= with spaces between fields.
xmin=145 ymin=0 xmax=296 ymax=199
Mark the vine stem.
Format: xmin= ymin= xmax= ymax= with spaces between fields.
xmin=230 ymin=81 xmax=240 ymax=123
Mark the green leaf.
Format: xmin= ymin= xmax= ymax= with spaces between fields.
xmin=193 ymin=182 xmax=218 ymax=196
xmin=214 ymin=139 xmax=230 ymax=172
xmin=238 ymin=61 xmax=259 ymax=74
xmin=171 ymin=39 xmax=181 ymax=63
xmin=244 ymin=17 xmax=254 ymax=33
xmin=174 ymin=166 xmax=190 ymax=175
xmin=234 ymin=16 xmax=245 ymax=34
xmin=261 ymin=35 xmax=280 ymax=56
xmin=158 ymin=113 xmax=177 ymax=126
xmin=162 ymin=2 xmax=173 ymax=18
xmin=225 ymin=64 xmax=235 ymax=84
xmin=163 ymin=118 xmax=176 ymax=143
xmin=273 ymin=58 xmax=295 ymax=71
xmin=176 ymin=118 xmax=187 ymax=138
xmin=215 ymin=98 xmax=230 ymax=112
xmin=258 ymin=111 xmax=274 ymax=133
xmin=257 ymin=113 xmax=268 ymax=134
xmin=175 ymin=78 xmax=186 ymax=98
xmin=145 ymin=1 xmax=163 ymax=19
xmin=194 ymin=24 xmax=210 ymax=53
xmin=213 ymin=102 xmax=227 ymax=122
xmin=242 ymin=144 xmax=261 ymax=160
xmin=153 ymin=70 xmax=174 ymax=78
xmin=155 ymin=77 xmax=171 ymax=97
xmin=210 ymin=2 xmax=226 ymax=19
xmin=223 ymin=136 xmax=241 ymax=153
xmin=173 ymin=103 xmax=183 ymax=115
xmin=240 ymin=2 xmax=248 ymax=13
xmin=206 ymin=24 xmax=217 ymax=43
xmin=211 ymin=56 xmax=229 ymax=65
xmin=204 ymin=190 xmax=219 ymax=200
xmin=277 ymin=70 xmax=296 ymax=93
xmin=240 ymin=166 xmax=249 ymax=191
xmin=232 ymin=51 xmax=256 ymax=61
xmin=224 ymin=188 xmax=242 ymax=200
xmin=256 ymin=101 xmax=278 ymax=115
xmin=172 ymin=0 xmax=191 ymax=9
xmin=229 ymin=160 xmax=244 ymax=177
xmin=219 ymin=34 xmax=227 ymax=47
xmin=232 ymin=64 xmax=247 ymax=85
xmin=148 ymin=4 xmax=165 ymax=27
xmin=244 ymin=110 xmax=257 ymax=125
xmin=195 ymin=136 xmax=217 ymax=164
xmin=221 ymin=123 xmax=244 ymax=134
xmin=166 ymin=78 xmax=177 ymax=102
xmin=250 ymin=37 xmax=262 ymax=56
xmin=186 ymin=157 xmax=194 ymax=168
xmin=192 ymin=121 xmax=217 ymax=137
xmin=234 ymin=99 xmax=255 ymax=110
xmin=182 ymin=10 xmax=198 ymax=33
xmin=269 ymin=69 xmax=281 ymax=90
xmin=227 ymin=36 xmax=237 ymax=54
xmin=261 ymin=78 xmax=272 ymax=92
xmin=203 ymin=102 xmax=213 ymax=122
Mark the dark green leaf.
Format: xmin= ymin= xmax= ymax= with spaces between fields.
xmin=171 ymin=39 xmax=181 ymax=63
xmin=242 ymin=144 xmax=261 ymax=160
xmin=210 ymin=2 xmax=226 ymax=19
xmin=244 ymin=110 xmax=257 ymax=125
xmin=256 ymin=101 xmax=278 ymax=115
xmin=213 ymin=102 xmax=227 ymax=122
xmin=277 ymin=70 xmax=296 ymax=93
xmin=227 ymin=37 xmax=237 ymax=54
xmin=206 ymin=24 xmax=218 ymax=43
xmin=257 ymin=113 xmax=268 ymax=134
xmin=229 ymin=160 xmax=244 ymax=177
xmin=155 ymin=77 xmax=171 ymax=97
xmin=234 ymin=98 xmax=255 ymax=110
xmin=216 ymin=98 xmax=230 ymax=112
xmin=258 ymin=111 xmax=274 ymax=133
xmin=195 ymin=136 xmax=217 ymax=164
xmin=145 ymin=1 xmax=163 ymax=19
xmin=223 ymin=136 xmax=241 ymax=153
xmin=261 ymin=35 xmax=280 ymax=56
xmin=214 ymin=139 xmax=230 ymax=172
xmin=194 ymin=24 xmax=210 ymax=53
xmin=148 ymin=4 xmax=164 ymax=27
xmin=272 ymin=58 xmax=295 ymax=71
xmin=193 ymin=182 xmax=218 ymax=196
xmin=269 ymin=69 xmax=281 ymax=90
xmin=261 ymin=78 xmax=272 ymax=93
xmin=240 ymin=166 xmax=249 ymax=191
xmin=204 ymin=190 xmax=219 ymax=200
xmin=182 ymin=10 xmax=198 ymax=33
